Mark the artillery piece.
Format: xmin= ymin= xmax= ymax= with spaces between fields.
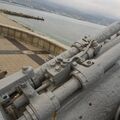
xmin=0 ymin=22 xmax=120 ymax=120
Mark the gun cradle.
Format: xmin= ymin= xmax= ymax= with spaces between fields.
xmin=0 ymin=22 xmax=120 ymax=120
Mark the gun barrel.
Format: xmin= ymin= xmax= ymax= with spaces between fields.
xmin=34 ymin=21 xmax=120 ymax=88
xmin=91 ymin=21 xmax=120 ymax=43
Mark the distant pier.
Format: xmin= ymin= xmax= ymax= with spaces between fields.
xmin=0 ymin=9 xmax=45 ymax=21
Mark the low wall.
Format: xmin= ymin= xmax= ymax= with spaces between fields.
xmin=0 ymin=23 xmax=69 ymax=55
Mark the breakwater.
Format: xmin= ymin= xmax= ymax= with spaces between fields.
xmin=0 ymin=9 xmax=44 ymax=21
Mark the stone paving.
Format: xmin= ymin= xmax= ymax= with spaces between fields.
xmin=0 ymin=36 xmax=19 ymax=50
xmin=0 ymin=36 xmax=49 ymax=75
xmin=0 ymin=54 xmax=38 ymax=74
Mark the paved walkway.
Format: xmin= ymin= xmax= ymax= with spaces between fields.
xmin=0 ymin=36 xmax=49 ymax=75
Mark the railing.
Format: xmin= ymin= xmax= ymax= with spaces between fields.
xmin=0 ymin=23 xmax=69 ymax=55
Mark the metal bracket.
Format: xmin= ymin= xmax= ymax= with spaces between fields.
xmin=20 ymin=82 xmax=38 ymax=100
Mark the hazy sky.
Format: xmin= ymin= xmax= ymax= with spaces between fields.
xmin=49 ymin=0 xmax=120 ymax=18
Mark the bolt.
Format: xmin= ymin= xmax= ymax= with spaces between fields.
xmin=55 ymin=66 xmax=61 ymax=71
xmin=72 ymin=62 xmax=77 ymax=66
xmin=56 ymin=58 xmax=63 ymax=64
xmin=92 ymin=41 xmax=98 ymax=47
xmin=63 ymin=59 xmax=70 ymax=63
xmin=22 ymin=66 xmax=29 ymax=72
xmin=2 ymin=94 xmax=8 ymax=100
xmin=50 ymin=62 xmax=56 ymax=67
xmin=86 ymin=61 xmax=94 ymax=65
xmin=87 ymin=61 xmax=92 ymax=65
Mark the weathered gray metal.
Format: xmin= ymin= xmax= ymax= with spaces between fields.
xmin=17 ymin=42 xmax=120 ymax=120
xmin=97 ymin=35 xmax=120 ymax=56
xmin=0 ymin=22 xmax=120 ymax=120
xmin=57 ymin=61 xmax=120 ymax=120
xmin=90 ymin=21 xmax=120 ymax=43
xmin=34 ymin=21 xmax=120 ymax=88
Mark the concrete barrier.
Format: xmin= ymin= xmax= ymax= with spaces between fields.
xmin=0 ymin=23 xmax=69 ymax=55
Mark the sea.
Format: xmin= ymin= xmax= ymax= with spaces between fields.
xmin=0 ymin=1 xmax=105 ymax=46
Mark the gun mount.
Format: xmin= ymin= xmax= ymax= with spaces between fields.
xmin=0 ymin=22 xmax=120 ymax=120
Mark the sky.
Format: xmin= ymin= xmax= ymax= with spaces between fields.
xmin=49 ymin=0 xmax=120 ymax=18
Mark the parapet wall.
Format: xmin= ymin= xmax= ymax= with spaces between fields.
xmin=0 ymin=23 xmax=69 ymax=55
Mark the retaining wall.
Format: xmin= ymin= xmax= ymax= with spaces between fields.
xmin=0 ymin=23 xmax=69 ymax=55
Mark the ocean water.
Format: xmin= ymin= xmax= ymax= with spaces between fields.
xmin=0 ymin=2 xmax=105 ymax=46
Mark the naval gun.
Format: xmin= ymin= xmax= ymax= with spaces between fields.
xmin=0 ymin=22 xmax=120 ymax=120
